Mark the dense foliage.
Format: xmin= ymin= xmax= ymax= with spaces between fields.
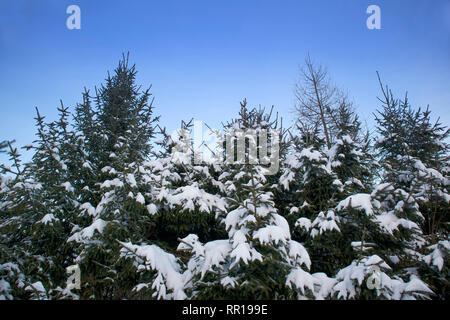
xmin=0 ymin=57 xmax=448 ymax=300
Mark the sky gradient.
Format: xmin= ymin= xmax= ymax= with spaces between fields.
xmin=1 ymin=0 xmax=449 ymax=163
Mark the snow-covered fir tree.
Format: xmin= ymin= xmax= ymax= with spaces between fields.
xmin=192 ymin=102 xmax=314 ymax=299
xmin=374 ymin=76 xmax=449 ymax=299
xmin=0 ymin=60 xmax=447 ymax=300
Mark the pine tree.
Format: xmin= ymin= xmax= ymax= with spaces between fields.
xmin=279 ymin=123 xmax=344 ymax=275
xmin=374 ymin=76 xmax=449 ymax=237
xmin=64 ymin=55 xmax=160 ymax=299
xmin=127 ymin=102 xmax=315 ymax=300
xmin=328 ymin=102 xmax=374 ymax=196
xmin=198 ymin=102 xmax=314 ymax=299
xmin=1 ymin=57 xmax=448 ymax=300
xmin=147 ymin=120 xmax=227 ymax=246
xmin=0 ymin=141 xmax=49 ymax=299
xmin=372 ymin=75 xmax=448 ymax=298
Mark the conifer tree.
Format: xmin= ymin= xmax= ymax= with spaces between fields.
xmin=374 ymin=75 xmax=449 ymax=239
xmin=0 ymin=141 xmax=49 ymax=299
xmin=373 ymin=75 xmax=449 ymax=298
xmin=279 ymin=123 xmax=344 ymax=275
xmin=201 ymin=101 xmax=314 ymax=299
xmin=328 ymin=102 xmax=374 ymax=196
xmin=147 ymin=120 xmax=227 ymax=245
xmin=1 ymin=57 xmax=448 ymax=300
xmin=64 ymin=55 xmax=160 ymax=299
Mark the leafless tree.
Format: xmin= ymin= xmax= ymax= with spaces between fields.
xmin=294 ymin=55 xmax=341 ymax=149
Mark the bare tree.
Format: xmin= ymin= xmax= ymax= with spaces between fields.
xmin=294 ymin=55 xmax=340 ymax=149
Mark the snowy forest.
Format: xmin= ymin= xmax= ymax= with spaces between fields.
xmin=0 ymin=55 xmax=448 ymax=300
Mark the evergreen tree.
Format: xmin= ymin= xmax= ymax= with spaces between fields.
xmin=279 ymin=123 xmax=344 ymax=275
xmin=63 ymin=55 xmax=160 ymax=299
xmin=374 ymin=75 xmax=449 ymax=285
xmin=328 ymin=102 xmax=374 ymax=197
xmin=0 ymin=141 xmax=50 ymax=299
xmin=1 ymin=59 xmax=448 ymax=300
xmin=181 ymin=102 xmax=314 ymax=299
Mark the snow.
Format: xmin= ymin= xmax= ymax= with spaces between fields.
xmin=288 ymin=240 xmax=311 ymax=269
xmin=230 ymin=243 xmax=262 ymax=267
xmin=402 ymin=275 xmax=434 ymax=295
xmin=330 ymin=255 xmax=421 ymax=299
xmin=146 ymin=203 xmax=158 ymax=215
xmin=286 ymin=267 xmax=315 ymax=295
xmin=388 ymin=255 xmax=400 ymax=264
xmin=376 ymin=213 xmax=420 ymax=235
xmin=333 ymin=263 xmax=372 ymax=299
xmin=0 ymin=279 xmax=12 ymax=300
xmin=423 ymin=240 xmax=449 ymax=271
xmin=180 ymin=238 xmax=233 ymax=280
xmin=272 ymin=213 xmax=291 ymax=237
xmin=279 ymin=170 xmax=295 ymax=190
xmin=371 ymin=183 xmax=394 ymax=196
xmin=364 ymin=255 xmax=391 ymax=269
xmin=284 ymin=152 xmax=301 ymax=168
xmin=25 ymin=281 xmax=47 ymax=299
xmin=25 ymin=281 xmax=46 ymax=293
xmin=289 ymin=207 xmax=299 ymax=214
xmin=67 ymin=219 xmax=108 ymax=242
xmin=218 ymin=172 xmax=230 ymax=181
xmin=242 ymin=214 xmax=257 ymax=225
xmin=1 ymin=109 xmax=445 ymax=301
xmin=341 ymin=135 xmax=354 ymax=144
xmin=231 ymin=230 xmax=248 ymax=247
xmin=79 ymin=202 xmax=96 ymax=216
xmin=133 ymin=283 xmax=149 ymax=292
xmin=135 ymin=192 xmax=145 ymax=204
xmin=61 ymin=182 xmax=74 ymax=193
xmin=168 ymin=184 xmax=226 ymax=213
xmin=311 ymin=273 xmax=336 ymax=300
xmin=38 ymin=213 xmax=58 ymax=225
xmin=299 ymin=147 xmax=322 ymax=162
xmin=225 ymin=207 xmax=246 ymax=235
xmin=254 ymin=203 xmax=273 ymax=218
xmin=220 ymin=276 xmax=238 ymax=288
xmin=119 ymin=241 xmax=186 ymax=300
xmin=310 ymin=210 xmax=341 ymax=236
xmin=201 ymin=240 xmax=232 ymax=275
xmin=100 ymin=178 xmax=124 ymax=189
xmin=101 ymin=166 xmax=117 ymax=174
xmin=253 ymin=225 xmax=288 ymax=245
xmin=337 ymin=193 xmax=374 ymax=215
xmin=13 ymin=181 xmax=42 ymax=191
xmin=295 ymin=217 xmax=312 ymax=231
xmin=126 ymin=173 xmax=137 ymax=188
xmin=344 ymin=178 xmax=364 ymax=189
xmin=82 ymin=162 xmax=92 ymax=170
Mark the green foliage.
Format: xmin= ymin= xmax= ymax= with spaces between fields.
xmin=0 ymin=62 xmax=447 ymax=300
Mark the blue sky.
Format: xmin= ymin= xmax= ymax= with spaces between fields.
xmin=0 ymin=0 xmax=449 ymax=163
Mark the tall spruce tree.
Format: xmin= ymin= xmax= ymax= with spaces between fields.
xmin=374 ymin=75 xmax=449 ymax=237
xmin=1 ymin=58 xmax=448 ymax=300
xmin=373 ymin=74 xmax=449 ymax=299
xmin=179 ymin=101 xmax=314 ymax=299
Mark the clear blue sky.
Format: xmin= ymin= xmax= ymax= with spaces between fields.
xmin=1 ymin=0 xmax=449 ymax=163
